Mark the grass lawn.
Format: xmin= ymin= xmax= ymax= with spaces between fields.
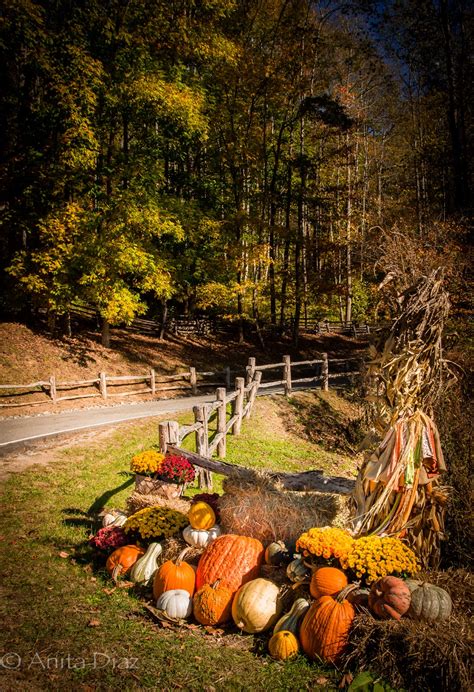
xmin=0 ymin=393 xmax=358 ymax=690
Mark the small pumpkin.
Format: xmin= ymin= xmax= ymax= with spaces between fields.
xmin=232 ymin=578 xmax=283 ymax=633
xmin=286 ymin=556 xmax=310 ymax=583
xmin=405 ymin=580 xmax=452 ymax=621
xmin=268 ymin=631 xmax=299 ymax=660
xmin=310 ymin=566 xmax=348 ymax=599
xmin=368 ymin=576 xmax=411 ymax=620
xmin=156 ymin=589 xmax=193 ymax=619
xmin=106 ymin=544 xmax=145 ymax=581
xmin=183 ymin=524 xmax=221 ymax=549
xmin=188 ymin=501 xmax=216 ymax=530
xmin=193 ymin=580 xmax=234 ymax=626
xmin=273 ymin=597 xmax=310 ymax=636
xmin=265 ymin=541 xmax=290 ymax=566
xmin=153 ymin=547 xmax=195 ymax=600
xmin=300 ymin=586 xmax=355 ymax=663
xmin=130 ymin=542 xmax=162 ymax=585
xmin=196 ymin=534 xmax=264 ymax=594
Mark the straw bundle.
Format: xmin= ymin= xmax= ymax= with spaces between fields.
xmin=219 ymin=473 xmax=347 ymax=545
xmin=342 ymin=570 xmax=473 ymax=692
xmin=353 ymin=271 xmax=452 ymax=567
xmin=126 ymin=491 xmax=191 ymax=516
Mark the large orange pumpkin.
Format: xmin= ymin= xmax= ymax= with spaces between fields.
xmin=300 ymin=588 xmax=355 ymax=663
xmin=196 ymin=534 xmax=264 ymax=594
xmin=193 ymin=580 xmax=234 ymax=626
xmin=153 ymin=548 xmax=196 ymax=600
xmin=310 ymin=566 xmax=348 ymax=599
xmin=106 ymin=545 xmax=145 ymax=581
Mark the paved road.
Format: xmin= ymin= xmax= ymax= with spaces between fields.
xmin=0 ymin=380 xmax=330 ymax=454
xmin=0 ymin=394 xmax=216 ymax=451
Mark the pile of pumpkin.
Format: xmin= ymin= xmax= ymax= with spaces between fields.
xmin=92 ymin=499 xmax=453 ymax=666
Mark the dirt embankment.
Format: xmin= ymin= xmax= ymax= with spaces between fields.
xmin=0 ymin=322 xmax=369 ymax=417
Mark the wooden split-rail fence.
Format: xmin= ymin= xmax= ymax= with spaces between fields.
xmin=0 ymin=352 xmax=361 ymax=409
xmin=157 ymin=354 xmax=362 ymax=492
xmin=0 ymin=366 xmax=232 ymax=409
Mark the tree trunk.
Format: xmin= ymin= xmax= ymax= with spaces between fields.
xmin=167 ymin=445 xmax=354 ymax=495
xmin=159 ymin=300 xmax=168 ymax=340
xmin=101 ymin=318 xmax=110 ymax=348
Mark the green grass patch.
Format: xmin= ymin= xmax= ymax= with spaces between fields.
xmin=0 ymin=395 xmax=356 ymax=689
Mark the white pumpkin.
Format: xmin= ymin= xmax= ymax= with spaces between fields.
xmin=182 ymin=524 xmax=221 ymax=549
xmin=232 ymin=578 xmax=283 ymax=633
xmin=102 ymin=510 xmax=128 ymax=528
xmin=156 ymin=589 xmax=193 ymax=619
xmin=130 ymin=542 xmax=162 ymax=585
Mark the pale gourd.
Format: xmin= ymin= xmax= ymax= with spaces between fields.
xmin=273 ymin=597 xmax=311 ymax=636
xmin=182 ymin=524 xmax=221 ymax=549
xmin=156 ymin=589 xmax=193 ymax=619
xmin=232 ymin=578 xmax=283 ymax=633
xmin=130 ymin=542 xmax=162 ymax=585
xmin=102 ymin=510 xmax=128 ymax=528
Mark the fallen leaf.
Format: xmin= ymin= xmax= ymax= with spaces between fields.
xmin=316 ymin=677 xmax=330 ymax=685
xmin=59 ymin=551 xmax=69 ymax=558
xmin=90 ymin=577 xmax=97 ymax=582
xmin=102 ymin=587 xmax=116 ymax=596
xmin=338 ymin=672 xmax=353 ymax=688
xmin=87 ymin=619 xmax=101 ymax=627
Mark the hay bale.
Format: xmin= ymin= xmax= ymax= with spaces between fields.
xmin=218 ymin=473 xmax=346 ymax=545
xmin=342 ymin=570 xmax=474 ymax=692
xmin=160 ymin=536 xmax=202 ymax=566
xmin=343 ymin=615 xmax=473 ymax=692
xmin=126 ymin=491 xmax=191 ymax=516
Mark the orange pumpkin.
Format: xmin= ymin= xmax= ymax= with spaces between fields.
xmin=268 ymin=630 xmax=299 ymax=660
xmin=300 ymin=587 xmax=355 ymax=663
xmin=196 ymin=534 xmax=264 ymax=594
xmin=368 ymin=576 xmax=411 ymax=620
xmin=310 ymin=566 xmax=348 ymax=599
xmin=193 ymin=580 xmax=234 ymax=625
xmin=106 ymin=544 xmax=145 ymax=581
xmin=153 ymin=548 xmax=195 ymax=600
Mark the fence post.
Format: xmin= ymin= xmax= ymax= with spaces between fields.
xmin=193 ymin=405 xmax=212 ymax=489
xmin=216 ymin=387 xmax=227 ymax=458
xmin=158 ymin=420 xmax=179 ymax=454
xmin=246 ymin=357 xmax=256 ymax=386
xmin=99 ymin=372 xmax=107 ymax=400
xmin=49 ymin=376 xmax=57 ymax=403
xmin=149 ymin=368 xmax=156 ymax=397
xmin=233 ymin=377 xmax=245 ymax=435
xmin=224 ymin=366 xmax=231 ymax=389
xmin=283 ymin=355 xmax=292 ymax=396
xmin=189 ymin=367 xmax=197 ymax=395
xmin=245 ymin=370 xmax=262 ymax=418
xmin=322 ymin=353 xmax=329 ymax=391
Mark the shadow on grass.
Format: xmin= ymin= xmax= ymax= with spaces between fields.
xmin=87 ymin=476 xmax=134 ymax=514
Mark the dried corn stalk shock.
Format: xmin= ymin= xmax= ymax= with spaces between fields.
xmin=352 ymin=269 xmax=453 ymax=568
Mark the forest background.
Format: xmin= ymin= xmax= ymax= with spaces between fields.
xmin=0 ymin=0 xmax=472 ymax=347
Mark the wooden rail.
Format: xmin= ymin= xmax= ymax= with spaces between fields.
xmin=157 ymin=353 xmax=362 ymax=491
xmin=0 ymin=366 xmax=230 ymax=408
xmin=0 ymin=352 xmax=361 ymax=409
xmin=158 ymin=372 xmax=262 ymax=490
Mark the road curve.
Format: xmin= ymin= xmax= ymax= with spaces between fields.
xmin=0 ymin=394 xmax=215 ymax=451
xmin=0 ymin=382 xmax=320 ymax=453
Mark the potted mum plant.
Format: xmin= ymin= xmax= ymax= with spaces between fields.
xmin=131 ymin=450 xmax=195 ymax=498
